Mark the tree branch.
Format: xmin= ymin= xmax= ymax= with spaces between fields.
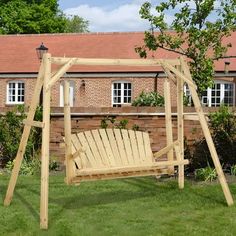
xmin=158 ymin=44 xmax=187 ymax=56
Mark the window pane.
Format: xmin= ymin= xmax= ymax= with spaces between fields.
xmin=7 ymin=82 xmax=24 ymax=104
xmin=112 ymin=82 xmax=131 ymax=106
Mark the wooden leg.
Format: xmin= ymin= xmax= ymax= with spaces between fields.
xmin=40 ymin=53 xmax=51 ymax=229
xmin=164 ymin=79 xmax=174 ymax=175
xmin=177 ymin=67 xmax=184 ymax=189
xmin=4 ymin=64 xmax=44 ymax=206
xmin=180 ymin=57 xmax=233 ymax=205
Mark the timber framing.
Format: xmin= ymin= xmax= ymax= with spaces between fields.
xmin=3 ymin=54 xmax=234 ymax=230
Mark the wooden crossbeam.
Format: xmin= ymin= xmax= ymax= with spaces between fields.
xmin=163 ymin=61 xmax=197 ymax=89
xmin=23 ymin=119 xmax=44 ymax=128
xmin=51 ymin=57 xmax=181 ymax=66
xmin=47 ymin=58 xmax=75 ymax=89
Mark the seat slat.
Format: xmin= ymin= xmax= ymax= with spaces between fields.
xmin=75 ymin=159 xmax=189 ymax=176
xmin=91 ymin=130 xmax=110 ymax=166
xmin=71 ymin=134 xmax=88 ymax=168
xmin=106 ymin=129 xmax=122 ymax=166
xmin=113 ymin=129 xmax=129 ymax=165
xmin=77 ymin=132 xmax=97 ymax=168
xmin=121 ymin=129 xmax=133 ymax=165
xmin=136 ymin=131 xmax=146 ymax=163
xmin=128 ymin=130 xmax=140 ymax=165
xmin=143 ymin=132 xmax=153 ymax=163
xmin=99 ymin=129 xmax=116 ymax=167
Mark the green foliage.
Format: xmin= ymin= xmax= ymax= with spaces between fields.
xmin=231 ymin=164 xmax=236 ymax=176
xmin=137 ymin=0 xmax=236 ymax=93
xmin=195 ymin=165 xmax=217 ymax=182
xmin=65 ymin=15 xmax=89 ymax=33
xmin=132 ymin=91 xmax=164 ymax=107
xmin=0 ymin=105 xmax=42 ymax=166
xmin=5 ymin=156 xmax=60 ymax=175
xmin=49 ymin=159 xmax=60 ymax=171
xmin=0 ymin=0 xmax=89 ymax=34
xmin=187 ymin=106 xmax=236 ymax=171
xmin=101 ymin=116 xmax=116 ymax=129
xmin=100 ymin=116 xmax=139 ymax=131
xmin=5 ymin=157 xmax=40 ymax=176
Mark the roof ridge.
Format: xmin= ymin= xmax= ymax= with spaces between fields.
xmin=0 ymin=31 xmax=147 ymax=37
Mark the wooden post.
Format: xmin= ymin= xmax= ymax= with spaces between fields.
xmin=180 ymin=57 xmax=233 ymax=206
xmin=40 ymin=53 xmax=51 ymax=229
xmin=164 ymin=79 xmax=174 ymax=174
xmin=177 ymin=64 xmax=184 ymax=189
xmin=4 ymin=63 xmax=44 ymax=206
xmin=64 ymin=80 xmax=73 ymax=184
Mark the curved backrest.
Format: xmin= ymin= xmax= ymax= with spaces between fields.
xmin=71 ymin=129 xmax=153 ymax=169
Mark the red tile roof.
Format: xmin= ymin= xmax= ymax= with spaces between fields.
xmin=0 ymin=32 xmax=235 ymax=73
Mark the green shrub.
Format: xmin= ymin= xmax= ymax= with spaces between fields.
xmin=132 ymin=91 xmax=164 ymax=107
xmin=6 ymin=156 xmax=60 ymax=175
xmin=188 ymin=106 xmax=236 ymax=171
xmin=195 ymin=166 xmax=217 ymax=182
xmin=5 ymin=157 xmax=41 ymax=176
xmin=100 ymin=117 xmax=139 ymax=131
xmin=49 ymin=159 xmax=60 ymax=171
xmin=231 ymin=164 xmax=236 ymax=176
xmin=0 ymin=105 xmax=42 ymax=167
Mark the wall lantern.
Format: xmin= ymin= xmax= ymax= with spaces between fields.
xmin=36 ymin=42 xmax=48 ymax=61
xmin=224 ymin=61 xmax=230 ymax=74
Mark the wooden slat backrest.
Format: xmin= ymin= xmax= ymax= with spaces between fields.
xmin=113 ymin=129 xmax=129 ymax=165
xmin=136 ymin=131 xmax=146 ymax=163
xmin=70 ymin=129 xmax=153 ymax=169
xmin=84 ymin=131 xmax=103 ymax=168
xmin=106 ymin=129 xmax=122 ymax=166
xmin=71 ymin=134 xmax=88 ymax=168
xmin=77 ymin=132 xmax=98 ymax=168
xmin=128 ymin=130 xmax=140 ymax=165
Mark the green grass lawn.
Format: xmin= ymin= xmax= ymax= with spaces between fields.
xmin=0 ymin=174 xmax=236 ymax=236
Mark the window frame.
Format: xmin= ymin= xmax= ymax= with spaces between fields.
xmin=111 ymin=81 xmax=132 ymax=107
xmin=184 ymin=80 xmax=235 ymax=107
xmin=6 ymin=80 xmax=25 ymax=105
xmin=59 ymin=80 xmax=75 ymax=107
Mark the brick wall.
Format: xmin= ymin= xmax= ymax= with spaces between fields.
xmin=50 ymin=107 xmax=204 ymax=163
xmin=0 ymin=76 xmax=178 ymax=108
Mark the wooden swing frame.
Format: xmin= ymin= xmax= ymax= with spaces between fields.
xmin=3 ymin=53 xmax=234 ymax=229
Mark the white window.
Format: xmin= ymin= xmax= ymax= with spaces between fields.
xmin=60 ymin=81 xmax=75 ymax=107
xmin=202 ymin=82 xmax=235 ymax=107
xmin=6 ymin=81 xmax=25 ymax=104
xmin=112 ymin=81 xmax=132 ymax=107
xmin=184 ymin=81 xmax=235 ymax=107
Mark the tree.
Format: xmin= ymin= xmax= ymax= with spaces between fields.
xmin=0 ymin=0 xmax=89 ymax=34
xmin=65 ymin=15 xmax=89 ymax=33
xmin=136 ymin=0 xmax=236 ymax=93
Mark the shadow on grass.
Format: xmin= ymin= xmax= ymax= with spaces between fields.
xmin=1 ymin=176 xmax=235 ymax=229
xmin=15 ymin=191 xmax=39 ymax=221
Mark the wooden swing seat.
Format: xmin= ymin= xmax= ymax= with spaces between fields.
xmin=69 ymin=129 xmax=189 ymax=183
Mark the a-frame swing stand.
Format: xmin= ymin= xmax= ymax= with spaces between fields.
xmin=3 ymin=54 xmax=234 ymax=229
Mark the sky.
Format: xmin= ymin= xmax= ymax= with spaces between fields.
xmin=58 ymin=0 xmax=220 ymax=33
xmin=58 ymin=0 xmax=160 ymax=32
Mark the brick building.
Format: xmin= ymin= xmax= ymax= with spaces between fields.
xmin=0 ymin=32 xmax=235 ymax=108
